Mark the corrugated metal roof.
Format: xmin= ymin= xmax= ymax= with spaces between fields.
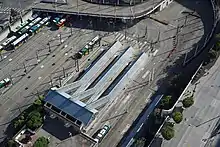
xmin=44 ymin=90 xmax=94 ymax=126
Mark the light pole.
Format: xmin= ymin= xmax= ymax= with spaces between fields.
xmin=23 ymin=62 xmax=27 ymax=73
xmin=62 ymin=67 xmax=66 ymax=78
xmin=49 ymin=76 xmax=53 ymax=87
xmin=47 ymin=42 xmax=51 ymax=53
xmin=18 ymin=0 xmax=23 ymax=23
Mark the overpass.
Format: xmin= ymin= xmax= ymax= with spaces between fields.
xmin=32 ymin=0 xmax=173 ymax=19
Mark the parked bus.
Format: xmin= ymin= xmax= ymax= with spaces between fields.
xmin=12 ymin=14 xmax=38 ymax=33
xmin=10 ymin=33 xmax=29 ymax=49
xmin=0 ymin=78 xmax=11 ymax=89
xmin=88 ymin=35 xmax=101 ymax=47
xmin=39 ymin=16 xmax=51 ymax=26
xmin=53 ymin=14 xmax=64 ymax=24
xmin=57 ymin=18 xmax=66 ymax=28
xmin=78 ymin=35 xmax=101 ymax=56
xmin=29 ymin=16 xmax=51 ymax=35
xmin=18 ymin=17 xmax=42 ymax=35
xmin=1 ymin=36 xmax=17 ymax=51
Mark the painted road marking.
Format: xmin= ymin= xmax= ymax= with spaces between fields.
xmin=122 ymin=94 xmax=131 ymax=104
xmin=142 ymin=70 xmax=150 ymax=79
xmin=136 ymin=123 xmax=144 ymax=132
xmin=153 ymin=49 xmax=159 ymax=56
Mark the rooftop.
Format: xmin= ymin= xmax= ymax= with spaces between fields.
xmin=44 ymin=90 xmax=95 ymax=126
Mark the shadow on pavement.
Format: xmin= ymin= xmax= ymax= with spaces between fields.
xmin=42 ymin=115 xmax=79 ymax=141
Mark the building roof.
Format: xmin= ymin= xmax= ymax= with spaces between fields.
xmin=44 ymin=90 xmax=94 ymax=126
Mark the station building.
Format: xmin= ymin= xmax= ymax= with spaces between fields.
xmin=43 ymin=41 xmax=149 ymax=132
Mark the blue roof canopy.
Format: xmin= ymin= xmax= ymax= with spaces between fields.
xmin=44 ymin=90 xmax=94 ymax=126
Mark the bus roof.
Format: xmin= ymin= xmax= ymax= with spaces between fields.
xmin=12 ymin=33 xmax=29 ymax=46
xmin=2 ymin=36 xmax=17 ymax=46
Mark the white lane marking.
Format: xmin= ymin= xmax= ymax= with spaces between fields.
xmin=146 ymin=92 xmax=153 ymax=103
xmin=136 ymin=123 xmax=144 ymax=132
xmin=122 ymin=94 xmax=131 ymax=104
xmin=142 ymin=70 xmax=150 ymax=79
xmin=153 ymin=49 xmax=159 ymax=56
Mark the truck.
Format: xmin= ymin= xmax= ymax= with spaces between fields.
xmin=0 ymin=78 xmax=11 ymax=89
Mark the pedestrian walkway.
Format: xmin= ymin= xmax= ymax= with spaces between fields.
xmin=114 ymin=32 xmax=149 ymax=50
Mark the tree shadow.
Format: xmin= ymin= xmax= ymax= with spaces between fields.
xmin=42 ymin=115 xmax=79 ymax=141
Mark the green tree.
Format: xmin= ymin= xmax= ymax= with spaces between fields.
xmin=33 ymin=137 xmax=49 ymax=147
xmin=134 ymin=138 xmax=146 ymax=147
xmin=7 ymin=140 xmax=17 ymax=147
xmin=26 ymin=111 xmax=43 ymax=130
xmin=160 ymin=95 xmax=172 ymax=109
xmin=34 ymin=98 xmax=43 ymax=106
xmin=172 ymin=112 xmax=183 ymax=123
xmin=161 ymin=122 xmax=174 ymax=140
xmin=13 ymin=115 xmax=25 ymax=130
xmin=182 ymin=96 xmax=194 ymax=108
